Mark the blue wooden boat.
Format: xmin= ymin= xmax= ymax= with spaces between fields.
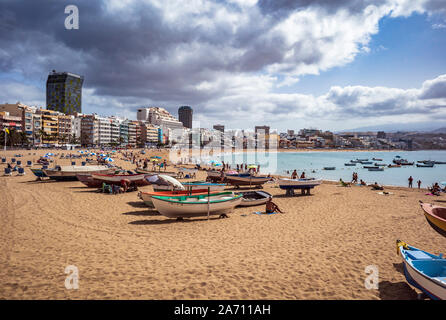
xmin=396 ymin=240 xmax=446 ymax=300
xmin=344 ymin=163 xmax=356 ymax=166
xmin=30 ymin=168 xmax=48 ymax=179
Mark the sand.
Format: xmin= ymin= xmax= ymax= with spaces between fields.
xmin=0 ymin=148 xmax=445 ymax=300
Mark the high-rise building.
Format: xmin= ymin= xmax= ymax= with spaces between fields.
xmin=255 ymin=125 xmax=270 ymax=149
xmin=213 ymin=124 xmax=224 ymax=133
xmin=178 ymin=106 xmax=193 ymax=129
xmin=46 ymin=70 xmax=84 ymax=115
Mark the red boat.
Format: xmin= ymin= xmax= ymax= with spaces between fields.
xmin=91 ymin=173 xmax=150 ymax=186
xmin=76 ymin=174 xmax=102 ymax=188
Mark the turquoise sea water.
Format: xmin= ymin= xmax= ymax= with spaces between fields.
xmin=208 ymin=150 xmax=446 ymax=188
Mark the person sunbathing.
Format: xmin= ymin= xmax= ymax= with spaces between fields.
xmin=370 ymin=182 xmax=384 ymax=190
xmin=359 ymin=179 xmax=367 ymax=186
xmin=339 ymin=178 xmax=350 ymax=187
xmin=266 ymin=198 xmax=284 ymax=213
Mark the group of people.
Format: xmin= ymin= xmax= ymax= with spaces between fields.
xmin=407 ymin=176 xmax=422 ymax=189
xmin=99 ymin=179 xmax=138 ymax=195
xmin=290 ymin=170 xmax=305 ymax=179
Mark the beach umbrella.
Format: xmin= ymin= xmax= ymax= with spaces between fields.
xmin=247 ymin=164 xmax=257 ymax=169
xmin=150 ymin=159 xmax=159 ymax=162
xmin=104 ymin=157 xmax=114 ymax=162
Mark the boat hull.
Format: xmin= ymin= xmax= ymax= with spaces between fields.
xmin=235 ymin=191 xmax=272 ymax=207
xmin=151 ymin=193 xmax=243 ymax=218
xmin=278 ymin=178 xmax=322 ymax=190
xmin=44 ymin=166 xmax=112 ymax=181
xmin=398 ymin=243 xmax=446 ymax=300
xmin=420 ymin=202 xmax=446 ymax=238
xmin=91 ymin=173 xmax=149 ymax=186
xmin=139 ymin=189 xmax=221 ymax=208
xmin=225 ymin=176 xmax=271 ymax=186
xmin=30 ymin=168 xmax=48 ymax=178
xmin=76 ymin=174 xmax=102 ymax=188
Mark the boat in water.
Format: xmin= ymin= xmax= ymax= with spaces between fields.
xmin=43 ymin=165 xmax=112 ymax=181
xmin=344 ymin=163 xmax=356 ymax=166
xmin=420 ymin=201 xmax=446 ymax=237
xmin=417 ymin=163 xmax=435 ymax=168
xmin=368 ymin=167 xmax=384 ymax=171
xmin=372 ymin=158 xmax=383 ymax=161
xmin=234 ymin=190 xmax=272 ymax=207
xmin=151 ymin=191 xmax=243 ymax=219
xmin=396 ymin=240 xmax=446 ymax=300
xmin=323 ymin=167 xmax=335 ymax=170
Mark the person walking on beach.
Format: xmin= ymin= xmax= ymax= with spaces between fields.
xmin=417 ymin=180 xmax=421 ymax=189
xmin=408 ymin=176 xmax=413 ymax=188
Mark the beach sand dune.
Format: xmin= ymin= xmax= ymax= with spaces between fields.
xmin=0 ymin=149 xmax=444 ymax=299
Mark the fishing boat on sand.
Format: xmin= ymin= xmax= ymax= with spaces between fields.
xmin=225 ymin=174 xmax=271 ymax=188
xmin=138 ymin=189 xmax=221 ymax=208
xmin=396 ymin=240 xmax=446 ymax=300
xmin=183 ymin=181 xmax=226 ymax=191
xmin=151 ymin=192 xmax=243 ymax=219
xmin=30 ymin=168 xmax=48 ymax=180
xmin=43 ymin=165 xmax=112 ymax=181
xmin=91 ymin=173 xmax=149 ymax=186
xmin=76 ymin=173 xmax=102 ymax=188
xmin=234 ymin=190 xmax=272 ymax=207
xmin=135 ymin=167 xmax=178 ymax=177
xmin=277 ymin=178 xmax=322 ymax=190
xmin=419 ymin=201 xmax=446 ymax=237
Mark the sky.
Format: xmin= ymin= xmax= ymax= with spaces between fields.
xmin=0 ymin=0 xmax=446 ymax=132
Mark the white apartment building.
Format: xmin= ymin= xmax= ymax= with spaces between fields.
xmin=97 ymin=116 xmax=112 ymax=146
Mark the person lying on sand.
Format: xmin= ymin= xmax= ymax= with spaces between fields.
xmin=339 ymin=178 xmax=350 ymax=187
xmin=369 ymin=182 xmax=384 ymax=190
xmin=266 ymin=198 xmax=284 ymax=213
xmin=360 ymin=179 xmax=367 ymax=186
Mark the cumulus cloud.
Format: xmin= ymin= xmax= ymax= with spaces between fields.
xmin=0 ymin=0 xmax=445 ymax=129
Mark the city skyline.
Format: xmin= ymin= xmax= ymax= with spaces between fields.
xmin=0 ymin=1 xmax=446 ymax=131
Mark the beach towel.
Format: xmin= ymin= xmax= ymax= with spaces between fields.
xmin=378 ymin=192 xmax=393 ymax=195
xmin=253 ymin=211 xmax=279 ymax=215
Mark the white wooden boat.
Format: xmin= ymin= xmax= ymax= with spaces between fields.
xmin=397 ymin=240 xmax=446 ymax=300
xmin=235 ymin=191 xmax=272 ymax=207
xmin=43 ymin=165 xmax=112 ymax=181
xmin=278 ymin=178 xmax=322 ymax=190
xmin=151 ymin=192 xmax=243 ymax=218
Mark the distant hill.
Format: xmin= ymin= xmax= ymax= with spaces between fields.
xmin=431 ymin=127 xmax=446 ymax=133
xmin=339 ymin=122 xmax=446 ymax=133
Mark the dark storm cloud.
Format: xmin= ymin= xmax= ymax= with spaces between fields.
xmin=257 ymin=0 xmax=387 ymax=17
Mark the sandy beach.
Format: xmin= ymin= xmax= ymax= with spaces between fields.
xmin=0 ymin=148 xmax=445 ymax=300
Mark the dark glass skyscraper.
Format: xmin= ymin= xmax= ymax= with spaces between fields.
xmin=46 ymin=70 xmax=84 ymax=115
xmin=178 ymin=106 xmax=193 ymax=129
